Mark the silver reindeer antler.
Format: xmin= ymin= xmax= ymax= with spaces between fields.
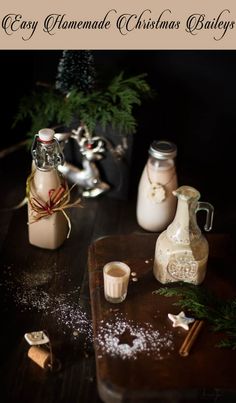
xmin=55 ymin=125 xmax=110 ymax=198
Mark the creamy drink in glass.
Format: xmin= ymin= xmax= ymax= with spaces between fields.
xmin=103 ymin=261 xmax=131 ymax=303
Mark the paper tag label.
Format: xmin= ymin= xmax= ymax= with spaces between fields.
xmin=148 ymin=183 xmax=166 ymax=203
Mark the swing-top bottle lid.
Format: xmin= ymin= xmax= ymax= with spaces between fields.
xmin=32 ymin=128 xmax=64 ymax=171
xmin=38 ymin=128 xmax=55 ymax=142
xmin=149 ymin=140 xmax=177 ymax=160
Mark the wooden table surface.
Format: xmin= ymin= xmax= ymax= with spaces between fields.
xmin=0 ymin=149 xmax=236 ymax=403
xmin=88 ymin=233 xmax=236 ymax=403
xmin=0 ymin=149 xmax=140 ymax=403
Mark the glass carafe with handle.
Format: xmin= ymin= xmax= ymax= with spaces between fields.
xmin=153 ymin=185 xmax=214 ymax=285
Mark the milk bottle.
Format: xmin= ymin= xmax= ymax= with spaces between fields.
xmin=136 ymin=140 xmax=178 ymax=232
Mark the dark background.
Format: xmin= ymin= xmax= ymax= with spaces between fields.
xmin=1 ymin=50 xmax=236 ymax=232
xmin=1 ymin=51 xmax=236 ymax=403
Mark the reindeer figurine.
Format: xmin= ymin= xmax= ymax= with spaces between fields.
xmin=55 ymin=126 xmax=110 ymax=198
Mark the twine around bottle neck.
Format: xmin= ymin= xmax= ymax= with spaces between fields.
xmin=27 ymin=172 xmax=81 ymax=239
xmin=146 ymin=163 xmax=176 ymax=187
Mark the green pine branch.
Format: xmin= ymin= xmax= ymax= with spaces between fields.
xmin=153 ymin=283 xmax=236 ymax=350
xmin=13 ymin=72 xmax=153 ymax=137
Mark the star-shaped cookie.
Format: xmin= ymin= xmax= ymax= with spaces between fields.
xmin=168 ymin=311 xmax=195 ymax=330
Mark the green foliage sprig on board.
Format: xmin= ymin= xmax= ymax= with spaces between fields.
xmin=153 ymin=283 xmax=236 ymax=350
xmin=14 ymin=71 xmax=152 ymax=137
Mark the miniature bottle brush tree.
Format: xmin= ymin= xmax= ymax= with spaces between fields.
xmin=14 ymin=50 xmax=152 ymax=138
xmin=14 ymin=51 xmax=152 ymax=199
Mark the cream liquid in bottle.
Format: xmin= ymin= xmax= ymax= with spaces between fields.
xmin=28 ymin=128 xmax=68 ymax=249
xmin=136 ymin=140 xmax=178 ymax=232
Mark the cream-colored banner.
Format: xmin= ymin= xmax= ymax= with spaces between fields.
xmin=0 ymin=0 xmax=236 ymax=49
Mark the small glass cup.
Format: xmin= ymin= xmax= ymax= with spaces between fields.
xmin=103 ymin=261 xmax=131 ymax=303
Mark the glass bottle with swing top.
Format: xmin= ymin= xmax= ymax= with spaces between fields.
xmin=28 ymin=128 xmax=68 ymax=250
xmin=136 ymin=140 xmax=178 ymax=232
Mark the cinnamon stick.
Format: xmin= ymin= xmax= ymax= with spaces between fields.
xmin=179 ymin=320 xmax=204 ymax=357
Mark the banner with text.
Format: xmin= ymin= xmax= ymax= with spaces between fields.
xmin=0 ymin=0 xmax=235 ymax=49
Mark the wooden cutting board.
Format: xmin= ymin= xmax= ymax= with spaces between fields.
xmin=88 ymin=233 xmax=236 ymax=403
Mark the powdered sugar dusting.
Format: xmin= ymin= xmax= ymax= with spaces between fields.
xmin=1 ymin=265 xmax=174 ymax=361
xmin=95 ymin=313 xmax=174 ymax=360
xmin=1 ymin=264 xmax=93 ymax=344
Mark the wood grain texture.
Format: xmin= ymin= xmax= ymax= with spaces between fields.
xmin=1 ymin=149 xmax=236 ymax=403
xmin=0 ymin=150 xmax=139 ymax=403
xmin=89 ymin=233 xmax=236 ymax=403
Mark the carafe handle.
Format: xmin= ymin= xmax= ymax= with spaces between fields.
xmin=196 ymin=202 xmax=214 ymax=232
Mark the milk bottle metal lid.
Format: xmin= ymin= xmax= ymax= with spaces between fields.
xmin=149 ymin=140 xmax=177 ymax=160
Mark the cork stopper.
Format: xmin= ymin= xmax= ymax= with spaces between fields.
xmin=38 ymin=128 xmax=55 ymax=142
xmin=28 ymin=346 xmax=51 ymax=369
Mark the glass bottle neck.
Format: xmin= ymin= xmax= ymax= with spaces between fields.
xmin=148 ymin=156 xmax=175 ymax=170
xmin=167 ymin=197 xmax=201 ymax=244
xmin=31 ymin=137 xmax=64 ymax=171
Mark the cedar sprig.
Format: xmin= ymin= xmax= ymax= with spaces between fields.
xmin=153 ymin=283 xmax=236 ymax=350
xmin=14 ymin=72 xmax=152 ymax=137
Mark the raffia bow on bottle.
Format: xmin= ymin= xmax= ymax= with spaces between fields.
xmin=27 ymin=174 xmax=81 ymax=238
